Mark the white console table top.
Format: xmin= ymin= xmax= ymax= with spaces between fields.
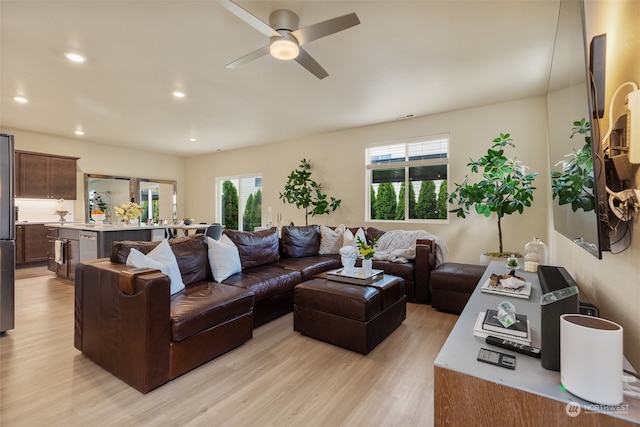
xmin=434 ymin=261 xmax=640 ymax=423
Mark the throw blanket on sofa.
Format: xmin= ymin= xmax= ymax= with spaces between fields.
xmin=372 ymin=230 xmax=448 ymax=267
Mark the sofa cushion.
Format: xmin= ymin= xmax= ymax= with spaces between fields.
xmin=222 ymin=265 xmax=302 ymax=302
xmin=372 ymin=259 xmax=414 ymax=284
xmin=225 ymin=227 xmax=280 ymax=269
xmin=167 ymin=235 xmax=211 ymax=285
xmin=366 ymin=227 xmax=386 ymax=244
xmin=111 ymin=239 xmax=158 ymax=263
xmin=274 ymin=255 xmax=341 ymax=281
xmin=170 ymin=282 xmax=254 ymax=342
xmin=126 ymin=239 xmax=185 ymax=295
xmin=343 ymin=227 xmax=366 ymax=248
xmin=207 ymin=235 xmax=241 ymax=282
xmin=319 ymin=224 xmax=345 ymax=255
xmin=111 ymin=234 xmax=210 ymax=285
xmin=280 ymin=225 xmax=320 ymax=258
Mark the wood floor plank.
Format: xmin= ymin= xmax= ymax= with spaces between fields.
xmin=0 ymin=268 xmax=457 ymax=426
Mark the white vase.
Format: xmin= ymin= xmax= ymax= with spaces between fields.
xmin=362 ymin=258 xmax=373 ymax=276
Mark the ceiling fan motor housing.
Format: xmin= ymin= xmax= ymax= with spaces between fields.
xmin=269 ymin=9 xmax=299 ymax=32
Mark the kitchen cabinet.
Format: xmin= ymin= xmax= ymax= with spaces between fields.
xmin=15 ymin=151 xmax=79 ymax=200
xmin=15 ymin=224 xmax=49 ymax=265
xmin=15 ymin=224 xmax=24 ymax=264
xmin=52 ymin=228 xmax=80 ymax=280
xmin=23 ymin=224 xmax=49 ymax=262
xmin=47 ymin=227 xmax=58 ymax=273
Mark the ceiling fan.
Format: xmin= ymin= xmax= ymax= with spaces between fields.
xmin=219 ymin=0 xmax=360 ymax=79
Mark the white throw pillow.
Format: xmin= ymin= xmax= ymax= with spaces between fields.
xmin=343 ymin=227 xmax=366 ymax=248
xmin=126 ymin=239 xmax=185 ymax=295
xmin=319 ymin=224 xmax=345 ymax=255
xmin=207 ymin=235 xmax=242 ymax=282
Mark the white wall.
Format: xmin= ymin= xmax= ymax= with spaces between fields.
xmin=184 ymin=96 xmax=550 ymax=265
xmin=551 ymin=0 xmax=640 ymax=370
xmin=6 ymin=128 xmax=186 ymax=222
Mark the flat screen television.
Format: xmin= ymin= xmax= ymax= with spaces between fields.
xmin=546 ymin=0 xmax=610 ymax=258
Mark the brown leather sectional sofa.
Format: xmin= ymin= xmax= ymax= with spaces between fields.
xmin=74 ymin=225 xmax=439 ymax=393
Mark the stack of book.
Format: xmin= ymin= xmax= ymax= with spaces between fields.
xmin=473 ymin=308 xmax=531 ymax=345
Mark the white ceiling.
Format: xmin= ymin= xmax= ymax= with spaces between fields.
xmin=0 ymin=0 xmax=561 ymax=157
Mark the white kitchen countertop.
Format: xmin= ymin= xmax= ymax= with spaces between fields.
xmin=46 ymin=223 xmax=166 ymax=232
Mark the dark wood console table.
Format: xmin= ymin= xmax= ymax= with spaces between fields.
xmin=434 ymin=261 xmax=640 ymax=426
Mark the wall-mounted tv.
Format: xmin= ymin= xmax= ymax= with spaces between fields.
xmin=546 ymin=0 xmax=610 ymax=258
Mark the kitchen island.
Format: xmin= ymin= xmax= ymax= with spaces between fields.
xmin=47 ymin=223 xmax=166 ymax=280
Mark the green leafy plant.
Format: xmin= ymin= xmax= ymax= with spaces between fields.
xmin=551 ymin=118 xmax=595 ymax=212
xmin=448 ymin=133 xmax=538 ymax=255
xmin=279 ymin=158 xmax=341 ymax=226
xmin=356 ymin=236 xmax=378 ymax=260
xmin=90 ymin=193 xmax=108 ymax=214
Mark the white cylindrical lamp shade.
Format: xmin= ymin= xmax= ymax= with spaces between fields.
xmin=560 ymin=314 xmax=623 ymax=405
xmin=270 ymin=38 xmax=299 ymax=60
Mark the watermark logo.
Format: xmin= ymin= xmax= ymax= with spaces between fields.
xmin=565 ymin=401 xmax=630 ymax=418
xmin=566 ymin=402 xmax=581 ymax=417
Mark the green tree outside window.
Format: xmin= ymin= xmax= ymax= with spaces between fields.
xmin=222 ymin=180 xmax=239 ymax=230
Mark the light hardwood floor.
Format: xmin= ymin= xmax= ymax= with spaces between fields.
xmin=1 ymin=267 xmax=458 ymax=427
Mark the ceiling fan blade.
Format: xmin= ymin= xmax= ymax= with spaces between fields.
xmin=225 ymin=45 xmax=270 ymax=69
xmin=219 ymin=0 xmax=279 ymax=38
xmin=291 ymin=13 xmax=360 ymax=46
xmin=295 ymin=48 xmax=329 ymax=80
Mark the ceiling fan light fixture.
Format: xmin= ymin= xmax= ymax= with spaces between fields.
xmin=64 ymin=52 xmax=86 ymax=63
xmin=270 ymin=38 xmax=299 ymax=60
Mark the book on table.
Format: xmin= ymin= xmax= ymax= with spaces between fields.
xmin=482 ymin=309 xmax=529 ymax=338
xmin=473 ymin=311 xmax=531 ymax=345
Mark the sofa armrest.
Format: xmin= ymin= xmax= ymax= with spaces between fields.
xmin=414 ymin=239 xmax=436 ymax=303
xmin=119 ymin=267 xmax=162 ymax=295
xmin=75 ymin=259 xmax=172 ymax=393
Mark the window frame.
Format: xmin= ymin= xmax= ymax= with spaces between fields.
xmin=365 ymin=134 xmax=450 ymax=224
xmin=215 ymin=173 xmax=263 ymax=231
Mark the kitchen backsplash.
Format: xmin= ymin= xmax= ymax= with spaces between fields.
xmin=15 ymin=199 xmax=76 ymax=223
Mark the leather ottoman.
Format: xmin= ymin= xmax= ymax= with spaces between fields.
xmin=430 ymin=262 xmax=487 ymax=314
xmin=293 ymin=275 xmax=406 ymax=354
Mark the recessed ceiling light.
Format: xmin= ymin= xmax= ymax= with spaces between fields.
xmin=64 ymin=52 xmax=86 ymax=63
xmin=13 ymin=96 xmax=28 ymax=103
xmin=397 ymin=114 xmax=415 ymax=121
xmin=189 ymin=138 xmax=197 ymax=142
xmin=75 ymin=130 xmax=84 ymax=136
xmin=172 ymin=91 xmax=186 ymax=98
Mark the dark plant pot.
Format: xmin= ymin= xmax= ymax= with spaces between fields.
xmin=183 ymin=219 xmax=193 ymax=225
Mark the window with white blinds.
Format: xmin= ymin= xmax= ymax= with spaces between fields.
xmin=366 ymin=135 xmax=449 ymax=222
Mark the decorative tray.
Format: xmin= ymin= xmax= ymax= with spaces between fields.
xmin=326 ymin=268 xmax=384 ymax=285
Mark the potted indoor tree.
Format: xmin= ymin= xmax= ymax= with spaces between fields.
xmin=448 ymin=133 xmax=538 ymax=258
xmin=279 ymin=158 xmax=341 ymax=226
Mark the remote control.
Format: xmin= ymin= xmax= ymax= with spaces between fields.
xmin=486 ymin=335 xmax=541 ymax=358
xmin=477 ymin=347 xmax=516 ymax=370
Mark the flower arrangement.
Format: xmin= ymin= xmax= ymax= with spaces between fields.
xmin=356 ymin=237 xmax=378 ymax=260
xmin=114 ymin=202 xmax=143 ymax=222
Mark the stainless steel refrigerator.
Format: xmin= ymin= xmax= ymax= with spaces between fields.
xmin=0 ymin=133 xmax=15 ymax=333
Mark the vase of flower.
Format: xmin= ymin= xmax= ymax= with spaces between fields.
xmin=356 ymin=236 xmax=378 ymax=277
xmin=115 ymin=202 xmax=143 ymax=226
xmin=362 ymin=258 xmax=373 ymax=276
